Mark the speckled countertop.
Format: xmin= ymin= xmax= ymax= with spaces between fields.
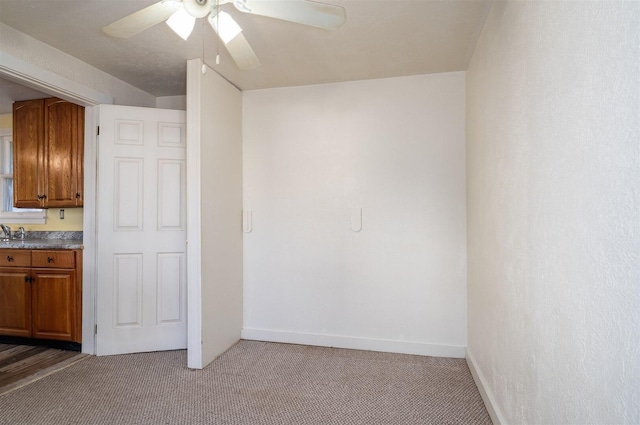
xmin=0 ymin=231 xmax=83 ymax=250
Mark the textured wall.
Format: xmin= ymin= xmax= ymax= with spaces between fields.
xmin=0 ymin=22 xmax=155 ymax=108
xmin=156 ymin=95 xmax=186 ymax=110
xmin=0 ymin=114 xmax=10 ymax=128
xmin=23 ymin=208 xmax=84 ymax=231
xmin=466 ymin=1 xmax=640 ymax=424
xmin=243 ymin=73 xmax=467 ymax=356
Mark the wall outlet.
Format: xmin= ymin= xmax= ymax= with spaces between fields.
xmin=59 ymin=209 xmax=65 ymax=219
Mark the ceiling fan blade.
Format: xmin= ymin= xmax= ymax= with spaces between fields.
xmin=102 ymin=0 xmax=182 ymax=38
xmin=234 ymin=0 xmax=346 ymax=30
xmin=224 ymin=32 xmax=261 ymax=70
xmin=209 ymin=12 xmax=260 ymax=70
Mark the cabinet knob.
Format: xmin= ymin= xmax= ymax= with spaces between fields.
xmin=76 ymin=193 xmax=81 ymax=198
xmin=6 ymin=255 xmax=13 ymax=262
xmin=37 ymin=194 xmax=47 ymax=200
xmin=47 ymin=257 xmax=54 ymax=263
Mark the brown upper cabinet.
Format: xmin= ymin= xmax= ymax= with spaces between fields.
xmin=13 ymin=98 xmax=84 ymax=208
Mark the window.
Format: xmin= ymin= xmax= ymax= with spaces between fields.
xmin=0 ymin=131 xmax=46 ymax=224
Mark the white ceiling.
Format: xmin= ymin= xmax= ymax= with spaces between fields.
xmin=0 ymin=0 xmax=491 ymax=108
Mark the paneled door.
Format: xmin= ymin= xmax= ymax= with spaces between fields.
xmin=96 ymin=105 xmax=186 ymax=355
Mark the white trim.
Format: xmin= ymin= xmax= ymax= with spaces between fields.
xmin=466 ymin=348 xmax=506 ymax=425
xmin=0 ymin=213 xmax=46 ymax=224
xmin=81 ymin=106 xmax=98 ymax=355
xmin=1 ymin=135 xmax=11 ymax=171
xmin=186 ymin=59 xmax=203 ymax=369
xmin=241 ymin=328 xmax=467 ymax=358
xmin=0 ymin=52 xmax=112 ymax=106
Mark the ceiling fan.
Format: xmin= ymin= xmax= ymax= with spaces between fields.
xmin=102 ymin=0 xmax=346 ymax=70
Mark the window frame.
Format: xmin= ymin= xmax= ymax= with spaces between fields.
xmin=0 ymin=129 xmax=46 ymax=224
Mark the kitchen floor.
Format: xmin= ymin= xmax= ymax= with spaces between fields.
xmin=0 ymin=343 xmax=86 ymax=395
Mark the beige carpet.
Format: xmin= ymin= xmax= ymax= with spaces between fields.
xmin=0 ymin=340 xmax=490 ymax=425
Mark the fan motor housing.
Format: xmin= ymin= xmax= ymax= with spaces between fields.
xmin=183 ymin=0 xmax=211 ymax=18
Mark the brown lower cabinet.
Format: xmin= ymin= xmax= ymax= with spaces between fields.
xmin=0 ymin=249 xmax=82 ymax=343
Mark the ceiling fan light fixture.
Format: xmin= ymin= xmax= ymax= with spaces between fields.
xmin=208 ymin=11 xmax=242 ymax=44
xmin=166 ymin=7 xmax=196 ymax=40
xmin=183 ymin=0 xmax=212 ymax=18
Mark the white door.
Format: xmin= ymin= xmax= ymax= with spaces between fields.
xmin=96 ymin=105 xmax=187 ymax=355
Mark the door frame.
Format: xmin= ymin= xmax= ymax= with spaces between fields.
xmin=0 ymin=52 xmax=112 ymax=354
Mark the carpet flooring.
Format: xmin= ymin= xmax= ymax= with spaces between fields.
xmin=0 ymin=340 xmax=491 ymax=425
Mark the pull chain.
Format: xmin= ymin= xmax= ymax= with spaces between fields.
xmin=215 ymin=0 xmax=221 ymax=65
xmin=201 ymin=19 xmax=207 ymax=74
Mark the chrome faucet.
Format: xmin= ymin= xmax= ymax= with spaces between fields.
xmin=0 ymin=224 xmax=11 ymax=240
xmin=16 ymin=227 xmax=25 ymax=240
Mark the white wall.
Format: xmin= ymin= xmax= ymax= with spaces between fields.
xmin=242 ymin=73 xmax=467 ymax=357
xmin=466 ymin=2 xmax=640 ymax=424
xmin=0 ymin=22 xmax=155 ymax=107
xmin=187 ymin=60 xmax=243 ymax=369
xmin=157 ymin=95 xmax=186 ymax=110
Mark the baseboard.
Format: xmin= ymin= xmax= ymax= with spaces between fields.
xmin=466 ymin=348 xmax=507 ymax=425
xmin=241 ymin=328 xmax=466 ymax=358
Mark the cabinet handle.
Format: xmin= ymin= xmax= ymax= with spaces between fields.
xmin=6 ymin=255 xmax=13 ymax=262
xmin=76 ymin=193 xmax=81 ymax=198
xmin=24 ymin=276 xmax=34 ymax=283
xmin=37 ymin=194 xmax=47 ymax=200
xmin=47 ymin=257 xmax=54 ymax=263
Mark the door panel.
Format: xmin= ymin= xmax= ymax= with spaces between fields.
xmin=96 ymin=105 xmax=186 ymax=355
xmin=113 ymin=253 xmax=143 ymax=327
xmin=157 ymin=160 xmax=185 ymax=230
xmin=157 ymin=252 xmax=186 ymax=324
xmin=114 ymin=158 xmax=144 ymax=230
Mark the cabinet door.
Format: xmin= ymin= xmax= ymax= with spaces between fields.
xmin=31 ymin=268 xmax=77 ymax=341
xmin=44 ymin=98 xmax=84 ymax=207
xmin=0 ymin=267 xmax=32 ymax=337
xmin=13 ymin=99 xmax=44 ymax=208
